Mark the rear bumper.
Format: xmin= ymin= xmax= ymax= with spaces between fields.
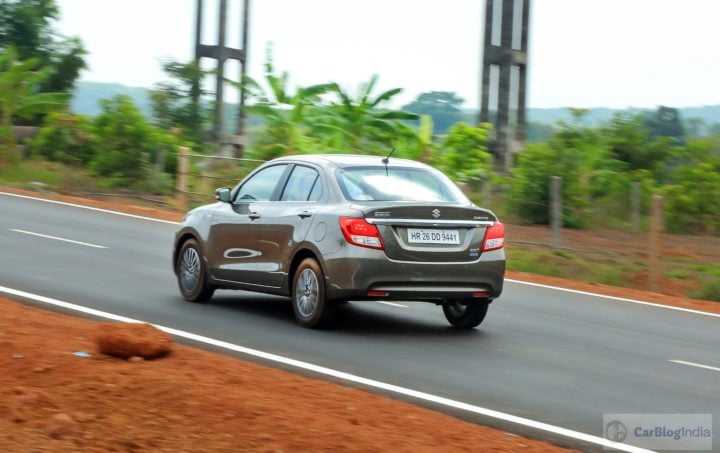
xmin=321 ymin=247 xmax=505 ymax=302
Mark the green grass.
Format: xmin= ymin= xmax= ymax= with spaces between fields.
xmin=688 ymin=263 xmax=720 ymax=277
xmin=665 ymin=268 xmax=692 ymax=280
xmin=506 ymin=248 xmax=564 ymax=277
xmin=507 ymin=244 xmax=720 ymax=302
xmin=506 ymin=244 xmax=641 ymax=288
xmin=691 ymin=279 xmax=720 ymax=302
xmin=665 ymin=260 xmax=720 ymax=282
xmin=0 ymin=158 xmax=176 ymax=197
xmin=0 ymin=159 xmax=65 ymax=188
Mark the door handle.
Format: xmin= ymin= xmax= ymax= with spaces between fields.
xmin=248 ymin=212 xmax=261 ymax=220
xmin=297 ymin=211 xmax=312 ymax=219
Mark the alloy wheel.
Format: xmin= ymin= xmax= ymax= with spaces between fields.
xmin=295 ymin=268 xmax=319 ymax=318
xmin=180 ymin=247 xmax=201 ymax=293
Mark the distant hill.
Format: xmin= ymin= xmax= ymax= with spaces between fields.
xmin=463 ymin=106 xmax=720 ymax=126
xmin=527 ymin=107 xmax=619 ymax=125
xmin=71 ymin=81 xmax=249 ymax=134
xmin=72 ymin=82 xmax=153 ymax=117
xmin=527 ymin=106 xmax=720 ymax=126
xmin=73 ymin=81 xmax=720 ymax=128
xmin=678 ymin=105 xmax=720 ymax=125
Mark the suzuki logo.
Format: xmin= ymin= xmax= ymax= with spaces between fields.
xmin=431 ymin=209 xmax=441 ymax=218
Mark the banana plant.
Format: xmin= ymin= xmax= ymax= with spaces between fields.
xmin=320 ymin=75 xmax=418 ymax=153
xmin=227 ymin=47 xmax=336 ymax=158
xmin=0 ymin=47 xmax=69 ymax=164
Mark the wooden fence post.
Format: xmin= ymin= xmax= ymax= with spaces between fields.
xmin=176 ymin=146 xmax=190 ymax=212
xmin=649 ymin=195 xmax=664 ymax=292
xmin=550 ymin=176 xmax=563 ymax=247
xmin=631 ymin=181 xmax=641 ymax=232
xmin=482 ymin=181 xmax=492 ymax=207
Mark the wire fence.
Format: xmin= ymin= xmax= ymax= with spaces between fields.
xmin=175 ymin=147 xmax=265 ymax=210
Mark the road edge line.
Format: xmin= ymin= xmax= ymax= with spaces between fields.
xmin=0 ymin=284 xmax=651 ymax=453
xmin=0 ymin=191 xmax=181 ymax=225
xmin=669 ymin=359 xmax=720 ymax=373
xmin=506 ymin=279 xmax=720 ymax=319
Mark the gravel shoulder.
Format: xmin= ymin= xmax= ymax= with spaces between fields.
xmin=0 ymin=297 xmax=576 ymax=452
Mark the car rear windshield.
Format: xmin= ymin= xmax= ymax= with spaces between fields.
xmin=335 ymin=166 xmax=468 ymax=203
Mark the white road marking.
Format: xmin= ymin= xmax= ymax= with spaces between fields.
xmin=3 ymin=190 xmax=718 ymax=321
xmin=0 ymin=284 xmax=651 ymax=453
xmin=10 ymin=229 xmax=108 ymax=249
xmin=0 ymin=191 xmax=181 ymax=225
xmin=377 ymin=301 xmax=408 ymax=308
xmin=506 ymin=279 xmax=720 ymax=319
xmin=669 ymin=359 xmax=720 ymax=373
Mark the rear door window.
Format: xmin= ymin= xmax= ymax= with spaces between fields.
xmin=280 ymin=166 xmax=322 ymax=201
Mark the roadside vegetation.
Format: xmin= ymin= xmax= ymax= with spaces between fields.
xmin=1 ymin=0 xmax=718 ymax=301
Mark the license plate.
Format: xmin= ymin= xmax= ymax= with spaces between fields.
xmin=407 ymin=228 xmax=460 ymax=244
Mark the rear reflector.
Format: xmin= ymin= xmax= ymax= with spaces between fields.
xmin=339 ymin=217 xmax=384 ymax=250
xmin=472 ymin=291 xmax=490 ymax=298
xmin=367 ymin=290 xmax=389 ymax=297
xmin=481 ymin=222 xmax=505 ymax=252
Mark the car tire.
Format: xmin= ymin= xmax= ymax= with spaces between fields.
xmin=442 ymin=299 xmax=489 ymax=329
xmin=292 ymin=258 xmax=334 ymax=328
xmin=176 ymin=239 xmax=215 ymax=303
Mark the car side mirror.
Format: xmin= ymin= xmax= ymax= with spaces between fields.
xmin=215 ymin=187 xmax=232 ymax=203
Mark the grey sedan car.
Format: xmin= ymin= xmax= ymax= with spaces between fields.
xmin=173 ymin=154 xmax=505 ymax=329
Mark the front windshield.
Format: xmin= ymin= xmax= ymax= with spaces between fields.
xmin=335 ymin=166 xmax=469 ymax=203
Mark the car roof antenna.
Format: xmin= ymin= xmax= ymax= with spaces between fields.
xmin=382 ymin=147 xmax=396 ymax=176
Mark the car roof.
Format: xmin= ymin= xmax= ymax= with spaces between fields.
xmin=270 ymin=154 xmax=430 ymax=170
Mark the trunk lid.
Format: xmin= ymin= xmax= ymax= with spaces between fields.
xmin=359 ymin=204 xmax=498 ymax=262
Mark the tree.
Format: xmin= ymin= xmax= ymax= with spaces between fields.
xmin=0 ymin=0 xmax=86 ymax=94
xmin=602 ymin=112 xmax=672 ymax=176
xmin=709 ymin=122 xmax=720 ymax=137
xmin=402 ymin=91 xmax=464 ymax=135
xmin=646 ymin=105 xmax=685 ymax=143
xmin=509 ymin=142 xmax=559 ymax=224
xmin=526 ymin=121 xmax=556 ymax=142
xmin=151 ymin=60 xmax=211 ymax=145
xmin=510 ymin=109 xmax=626 ymax=227
xmin=433 ymin=122 xmax=492 ymax=184
xmin=684 ymin=117 xmax=707 ymax=138
xmin=661 ymin=137 xmax=720 ymax=234
xmin=0 ymin=47 xmax=69 ymax=164
xmin=91 ymin=95 xmax=177 ymax=189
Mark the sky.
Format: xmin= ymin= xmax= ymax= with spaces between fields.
xmin=55 ymin=0 xmax=720 ymax=110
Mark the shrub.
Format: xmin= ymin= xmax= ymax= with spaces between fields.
xmin=91 ymin=95 xmax=177 ymax=186
xmin=691 ymin=278 xmax=720 ymax=302
xmin=30 ymin=112 xmax=97 ymax=164
xmin=433 ymin=122 xmax=492 ymax=184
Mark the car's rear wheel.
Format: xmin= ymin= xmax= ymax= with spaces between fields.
xmin=442 ymin=299 xmax=489 ymax=329
xmin=176 ymin=239 xmax=215 ymax=303
xmin=292 ymin=258 xmax=334 ymax=328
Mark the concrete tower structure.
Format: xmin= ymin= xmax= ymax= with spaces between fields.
xmin=194 ymin=0 xmax=250 ymax=157
xmin=480 ymin=0 xmax=530 ymax=171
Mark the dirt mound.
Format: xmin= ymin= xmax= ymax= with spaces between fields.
xmin=95 ymin=322 xmax=172 ymax=360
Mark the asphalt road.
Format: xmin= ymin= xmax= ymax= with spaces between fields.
xmin=1 ymin=191 xmax=718 ymax=452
